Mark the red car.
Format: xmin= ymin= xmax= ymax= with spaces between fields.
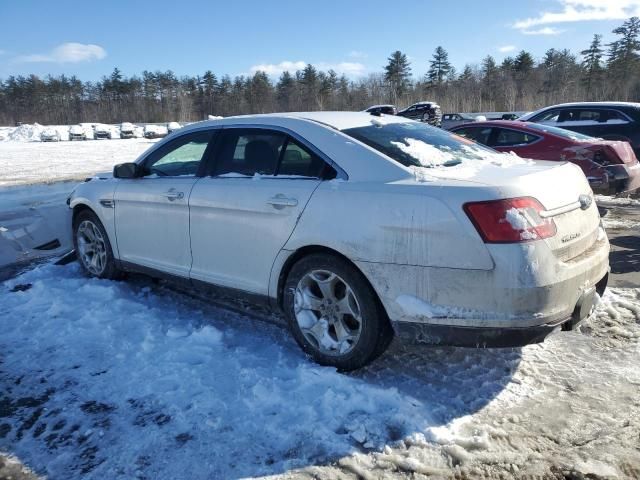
xmin=450 ymin=120 xmax=640 ymax=195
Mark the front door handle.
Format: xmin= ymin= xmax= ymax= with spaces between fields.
xmin=267 ymin=195 xmax=298 ymax=208
xmin=162 ymin=189 xmax=184 ymax=201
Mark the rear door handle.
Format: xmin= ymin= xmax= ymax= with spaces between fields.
xmin=162 ymin=189 xmax=184 ymax=201
xmin=267 ymin=195 xmax=298 ymax=208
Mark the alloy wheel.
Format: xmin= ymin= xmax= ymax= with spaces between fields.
xmin=294 ymin=269 xmax=363 ymax=356
xmin=76 ymin=220 xmax=107 ymax=276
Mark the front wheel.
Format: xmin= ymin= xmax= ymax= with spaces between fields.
xmin=73 ymin=210 xmax=120 ymax=279
xmin=283 ymin=254 xmax=393 ymax=371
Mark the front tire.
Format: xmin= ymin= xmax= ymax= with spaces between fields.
xmin=283 ymin=254 xmax=393 ymax=371
xmin=73 ymin=210 xmax=120 ymax=279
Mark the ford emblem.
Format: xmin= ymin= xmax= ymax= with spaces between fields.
xmin=578 ymin=194 xmax=592 ymax=210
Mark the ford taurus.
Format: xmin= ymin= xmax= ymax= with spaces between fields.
xmin=68 ymin=112 xmax=610 ymax=370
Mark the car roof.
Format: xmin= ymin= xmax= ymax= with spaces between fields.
xmin=180 ymin=111 xmax=415 ymax=132
xmin=520 ymin=102 xmax=640 ymax=120
xmin=534 ymin=101 xmax=640 ymax=109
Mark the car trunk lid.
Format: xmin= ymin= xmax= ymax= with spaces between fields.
xmin=426 ymin=159 xmax=601 ymax=260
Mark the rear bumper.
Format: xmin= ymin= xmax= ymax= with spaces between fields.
xmin=594 ymin=164 xmax=640 ymax=195
xmin=395 ymin=272 xmax=608 ymax=348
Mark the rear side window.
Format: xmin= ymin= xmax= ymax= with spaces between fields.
xmin=492 ymin=128 xmax=539 ymax=147
xmin=278 ymin=138 xmax=330 ymax=178
xmin=453 ymin=126 xmax=493 ymax=145
xmin=215 ymin=129 xmax=286 ymax=176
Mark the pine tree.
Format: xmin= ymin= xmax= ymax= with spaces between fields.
xmin=514 ymin=51 xmax=534 ymax=75
xmin=581 ymin=34 xmax=604 ymax=97
xmin=427 ymin=46 xmax=452 ymax=85
xmin=608 ymin=17 xmax=640 ymax=77
xmin=384 ymin=50 xmax=412 ymax=101
xmin=276 ymin=71 xmax=296 ymax=111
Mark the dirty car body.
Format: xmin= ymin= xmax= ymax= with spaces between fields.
xmin=451 ymin=120 xmax=640 ymax=195
xmin=69 ymin=112 xmax=610 ymax=369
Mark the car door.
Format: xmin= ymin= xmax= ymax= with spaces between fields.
xmin=114 ymin=129 xmax=216 ymax=277
xmin=189 ymin=127 xmax=333 ymax=295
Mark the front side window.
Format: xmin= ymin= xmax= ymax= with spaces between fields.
xmin=215 ymin=129 xmax=286 ymax=176
xmin=492 ymin=128 xmax=539 ymax=147
xmin=143 ymin=130 xmax=213 ymax=177
xmin=342 ymin=121 xmax=497 ymax=168
xmin=532 ymin=109 xmax=561 ymax=123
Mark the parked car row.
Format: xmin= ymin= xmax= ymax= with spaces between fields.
xmin=364 ymin=101 xmax=640 ymax=196
xmin=365 ymin=101 xmax=443 ymax=127
xmin=36 ymin=121 xmax=183 ymax=142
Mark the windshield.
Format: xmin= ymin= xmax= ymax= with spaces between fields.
xmin=525 ymin=122 xmax=594 ymax=141
xmin=342 ymin=121 xmax=498 ymax=168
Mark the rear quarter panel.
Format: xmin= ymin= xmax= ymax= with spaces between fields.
xmin=283 ymin=180 xmax=494 ymax=270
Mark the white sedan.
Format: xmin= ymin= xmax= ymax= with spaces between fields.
xmin=68 ymin=112 xmax=610 ymax=370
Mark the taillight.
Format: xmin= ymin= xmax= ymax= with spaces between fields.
xmin=464 ymin=197 xmax=557 ymax=243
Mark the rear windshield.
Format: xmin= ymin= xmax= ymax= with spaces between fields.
xmin=524 ymin=122 xmax=594 ymax=141
xmin=342 ymin=122 xmax=497 ymax=168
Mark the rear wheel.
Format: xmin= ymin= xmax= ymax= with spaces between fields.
xmin=73 ymin=210 xmax=120 ymax=279
xmin=283 ymin=254 xmax=393 ymax=371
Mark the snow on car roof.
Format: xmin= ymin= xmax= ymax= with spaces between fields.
xmin=186 ymin=111 xmax=415 ymax=132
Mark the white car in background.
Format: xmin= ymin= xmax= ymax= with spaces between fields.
xmin=93 ymin=124 xmax=114 ymax=140
xmin=69 ymin=124 xmax=87 ymax=141
xmin=120 ymin=122 xmax=136 ymax=139
xmin=40 ymin=127 xmax=61 ymax=142
xmin=68 ymin=112 xmax=610 ymax=370
xmin=144 ymin=124 xmax=169 ymax=139
xmin=167 ymin=121 xmax=182 ymax=134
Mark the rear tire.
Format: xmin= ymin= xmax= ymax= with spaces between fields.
xmin=73 ymin=210 xmax=120 ymax=279
xmin=283 ymin=253 xmax=393 ymax=371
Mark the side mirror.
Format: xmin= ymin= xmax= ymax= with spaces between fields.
xmin=113 ymin=162 xmax=141 ymax=179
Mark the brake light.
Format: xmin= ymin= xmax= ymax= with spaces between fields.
xmin=464 ymin=197 xmax=557 ymax=243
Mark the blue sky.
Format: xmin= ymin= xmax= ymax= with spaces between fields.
xmin=1 ymin=0 xmax=639 ymax=80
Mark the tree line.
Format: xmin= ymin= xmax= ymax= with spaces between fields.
xmin=1 ymin=17 xmax=640 ymax=125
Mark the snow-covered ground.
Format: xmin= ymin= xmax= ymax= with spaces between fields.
xmin=1 ymin=263 xmax=639 ymax=479
xmin=0 ymin=138 xmax=157 ymax=187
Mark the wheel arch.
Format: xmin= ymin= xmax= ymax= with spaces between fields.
xmin=71 ymin=203 xmax=96 ymax=227
xmin=275 ymin=245 xmax=391 ymax=321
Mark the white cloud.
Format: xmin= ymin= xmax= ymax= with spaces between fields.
xmin=513 ymin=0 xmax=640 ymax=30
xmin=250 ymin=60 xmax=307 ymax=75
xmin=498 ymin=45 xmax=517 ymax=53
xmin=250 ymin=60 xmax=366 ymax=77
xmin=347 ymin=50 xmax=368 ymax=59
xmin=17 ymin=42 xmax=107 ymax=63
xmin=522 ymin=27 xmax=564 ymax=35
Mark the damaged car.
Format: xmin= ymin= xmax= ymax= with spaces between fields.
xmin=451 ymin=120 xmax=640 ymax=195
xmin=68 ymin=112 xmax=610 ymax=370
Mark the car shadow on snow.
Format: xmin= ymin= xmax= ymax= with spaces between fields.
xmin=0 ymin=263 xmax=522 ymax=479
xmin=609 ymin=235 xmax=640 ymax=275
